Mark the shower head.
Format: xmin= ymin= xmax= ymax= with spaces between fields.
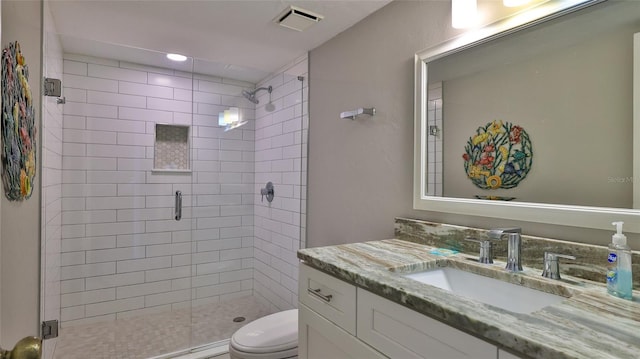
xmin=242 ymin=86 xmax=272 ymax=104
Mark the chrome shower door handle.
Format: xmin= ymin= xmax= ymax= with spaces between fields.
xmin=175 ymin=190 xmax=182 ymax=221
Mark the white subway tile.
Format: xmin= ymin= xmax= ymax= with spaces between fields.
xmin=119 ymin=62 xmax=175 ymax=76
xmin=196 ymin=194 xmax=242 ymax=206
xmin=173 ymin=112 xmax=192 ymax=125
xmin=196 ymin=239 xmax=238 ymax=252
xmin=63 ymin=129 xmax=117 ymax=144
xmin=198 ymin=81 xmax=242 ymax=95
xmin=89 ymin=64 xmax=147 ymax=83
xmin=64 ymin=54 xmax=118 ymax=67
xmin=119 ymin=107 xmax=172 ymax=123
xmin=86 ymin=246 xmax=146 ymax=263
xmin=61 ymin=262 xmax=115 ymax=280
xmin=61 ymin=279 xmax=85 ymax=294
xmin=148 ymin=73 xmax=193 ymax=90
xmin=63 ymin=115 xmax=86 ymax=129
xmin=220 ymin=162 xmax=253 ymax=173
xmin=86 ymin=144 xmax=147 ymax=158
xmin=117 ymin=281 xmax=171 ymax=299
xmin=195 ymin=149 xmax=220 ymax=161
xmin=64 ymin=102 xmax=118 ymax=118
xmin=85 ymin=272 xmax=145 ymax=291
xmin=85 ymin=221 xmax=145 ymax=237
xmin=118 ymin=183 xmax=172 ymax=196
xmin=61 ymin=288 xmax=115 ymax=307
xmin=174 ymin=88 xmax=192 ymax=101
xmin=194 ymin=91 xmax=221 ymax=105
xmin=197 ymin=216 xmax=242 ymax=229
xmin=86 ymin=171 xmax=146 ymax=184
xmin=220 ymin=139 xmax=253 ymax=151
xmin=117 ymin=256 xmax=171 ymax=273
xmin=145 ymin=289 xmax=190 ymax=307
xmin=220 ymin=205 xmax=253 ymax=217
xmin=62 ymin=210 xmax=116 ymax=225
xmin=62 ymin=184 xmax=116 ymax=197
xmin=86 ymin=117 xmax=146 ymax=133
xmin=117 ymin=133 xmax=154 ymax=146
xmin=64 ymin=74 xmax=118 ymax=92
xmin=63 ymin=157 xmax=116 ymax=171
xmin=61 ymin=306 xmax=85 ymax=321
xmin=220 ymin=184 xmax=252 ymax=194
xmin=146 ymin=219 xmax=192 ymax=233
xmin=61 ymin=236 xmax=115 ymax=252
xmin=195 ymin=282 xmax=241 ymax=299
xmin=196 ymin=259 xmax=242 ymax=276
xmin=147 ymin=98 xmax=192 ymax=113
xmin=63 ymin=143 xmax=86 ymax=156
xmin=87 ymin=91 xmax=146 ymax=108
xmin=85 ymin=297 xmax=144 ymax=317
xmin=117 ymin=208 xmax=171 ymax=222
xmin=63 ymin=60 xmax=88 ymax=76
xmin=85 ymin=196 xmax=145 ymax=210
xmin=61 ymin=252 xmax=85 ymax=266
xmin=117 ymin=232 xmax=171 ymax=247
xmin=119 ymin=81 xmax=172 ymax=99
xmin=145 ymin=266 xmax=191 ymax=282
xmin=220 ymin=248 xmax=253 ymax=261
xmin=146 ymin=242 xmax=191 ymax=257
xmin=117 ymin=158 xmax=153 ymax=171
xmin=220 ymin=226 xmax=253 ymax=239
xmin=62 ymin=170 xmax=86 ymax=184
xmin=219 ymin=269 xmax=253 ymax=283
xmin=192 ymin=273 xmax=219 ymax=287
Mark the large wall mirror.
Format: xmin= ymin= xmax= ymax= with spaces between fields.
xmin=414 ymin=0 xmax=640 ymax=233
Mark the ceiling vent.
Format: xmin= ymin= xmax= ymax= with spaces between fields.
xmin=274 ymin=5 xmax=324 ymax=32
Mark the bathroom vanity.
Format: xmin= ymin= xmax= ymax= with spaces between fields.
xmin=296 ymin=220 xmax=640 ymax=359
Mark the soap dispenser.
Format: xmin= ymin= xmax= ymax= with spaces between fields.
xmin=606 ymin=221 xmax=633 ymax=300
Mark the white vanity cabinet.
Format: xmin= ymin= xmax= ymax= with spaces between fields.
xmin=357 ymin=288 xmax=497 ymax=358
xmin=299 ymin=263 xmax=526 ymax=359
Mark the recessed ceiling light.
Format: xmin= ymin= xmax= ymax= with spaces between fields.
xmin=167 ymin=53 xmax=187 ymax=62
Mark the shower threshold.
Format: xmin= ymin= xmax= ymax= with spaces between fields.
xmin=148 ymin=339 xmax=229 ymax=359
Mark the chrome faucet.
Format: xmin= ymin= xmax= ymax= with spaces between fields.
xmin=488 ymin=228 xmax=523 ymax=272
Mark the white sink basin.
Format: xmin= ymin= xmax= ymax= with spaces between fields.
xmin=403 ymin=267 xmax=566 ymax=314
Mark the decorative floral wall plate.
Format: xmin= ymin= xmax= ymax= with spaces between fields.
xmin=463 ymin=120 xmax=532 ymax=190
xmin=2 ymin=41 xmax=36 ymax=201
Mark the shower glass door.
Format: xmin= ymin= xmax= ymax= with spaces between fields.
xmin=42 ymin=30 xmax=197 ymax=358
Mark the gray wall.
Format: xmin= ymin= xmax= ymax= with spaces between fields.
xmin=307 ymin=0 xmax=635 ymax=248
xmin=1 ymin=0 xmax=42 ymax=348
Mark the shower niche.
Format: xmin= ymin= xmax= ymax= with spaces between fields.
xmin=153 ymin=124 xmax=191 ymax=172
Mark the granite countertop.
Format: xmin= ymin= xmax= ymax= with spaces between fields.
xmin=298 ymin=239 xmax=640 ymax=359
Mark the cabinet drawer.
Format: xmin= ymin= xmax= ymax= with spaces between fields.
xmin=299 ymin=263 xmax=356 ymax=335
xmin=299 ymin=304 xmax=386 ymax=359
xmin=357 ymin=288 xmax=497 ymax=359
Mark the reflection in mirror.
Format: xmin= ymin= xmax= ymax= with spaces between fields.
xmin=415 ymin=0 xmax=640 ymax=233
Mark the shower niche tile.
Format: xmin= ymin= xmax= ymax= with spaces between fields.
xmin=153 ymin=124 xmax=191 ymax=172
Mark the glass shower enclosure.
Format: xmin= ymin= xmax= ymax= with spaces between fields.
xmin=40 ymin=7 xmax=309 ymax=356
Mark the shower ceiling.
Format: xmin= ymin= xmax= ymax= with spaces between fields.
xmin=48 ymin=0 xmax=392 ymax=83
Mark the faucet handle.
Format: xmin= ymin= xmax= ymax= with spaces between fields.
xmin=465 ymin=237 xmax=493 ymax=264
xmin=542 ymin=252 xmax=576 ymax=280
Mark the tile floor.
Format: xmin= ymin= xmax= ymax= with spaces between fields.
xmin=54 ymin=296 xmax=274 ymax=359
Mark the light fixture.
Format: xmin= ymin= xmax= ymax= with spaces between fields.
xmin=166 ymin=53 xmax=187 ymax=62
xmin=503 ymin=0 xmax=532 ymax=7
xmin=451 ymin=0 xmax=477 ymax=29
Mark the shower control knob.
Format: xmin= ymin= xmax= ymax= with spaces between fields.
xmin=260 ymin=182 xmax=275 ymax=203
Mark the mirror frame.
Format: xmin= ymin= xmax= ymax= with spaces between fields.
xmin=413 ymin=0 xmax=640 ymax=233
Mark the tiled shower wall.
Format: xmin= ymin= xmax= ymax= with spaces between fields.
xmin=59 ymin=54 xmax=256 ymax=326
xmin=253 ymin=55 xmax=308 ymax=311
xmin=41 ymin=4 xmax=64 ymax=357
xmin=427 ymin=82 xmax=443 ymax=196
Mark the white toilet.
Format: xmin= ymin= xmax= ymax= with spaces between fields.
xmin=229 ymin=309 xmax=298 ymax=359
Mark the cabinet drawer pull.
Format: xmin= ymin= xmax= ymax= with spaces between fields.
xmin=308 ymin=288 xmax=333 ymax=302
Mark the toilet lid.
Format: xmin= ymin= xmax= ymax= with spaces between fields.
xmin=231 ymin=309 xmax=298 ymax=354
